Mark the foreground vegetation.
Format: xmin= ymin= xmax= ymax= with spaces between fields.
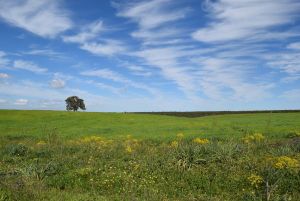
xmin=0 ymin=110 xmax=300 ymax=200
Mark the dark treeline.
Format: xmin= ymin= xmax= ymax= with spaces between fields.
xmin=132 ymin=110 xmax=300 ymax=118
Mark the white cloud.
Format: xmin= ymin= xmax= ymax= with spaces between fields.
xmin=287 ymin=42 xmax=300 ymax=50
xmin=0 ymin=99 xmax=7 ymax=104
xmin=23 ymin=49 xmax=65 ymax=59
xmin=185 ymin=0 xmax=300 ymax=101
xmin=0 ymin=51 xmax=9 ymax=67
xmin=0 ymin=73 xmax=9 ymax=78
xmin=80 ymin=40 xmax=126 ymax=56
xmin=126 ymin=65 xmax=145 ymax=72
xmin=131 ymin=43 xmax=276 ymax=102
xmin=192 ymin=57 xmax=274 ymax=101
xmin=115 ymin=0 xmax=284 ymax=102
xmin=115 ymin=59 xmax=155 ymax=77
xmin=133 ymin=46 xmax=199 ymax=96
xmin=62 ymin=20 xmax=104 ymax=44
xmin=81 ymin=68 xmax=158 ymax=95
xmin=192 ymin=0 xmax=300 ymax=43
xmin=50 ymin=79 xmax=65 ymax=89
xmin=13 ymin=60 xmax=47 ymax=73
xmin=126 ymin=65 xmax=152 ymax=77
xmin=265 ymin=51 xmax=300 ymax=74
xmin=81 ymin=69 xmax=128 ymax=83
xmin=131 ymin=27 xmax=181 ymax=40
xmin=14 ymin=98 xmax=28 ymax=105
xmin=0 ymin=0 xmax=73 ymax=38
xmin=131 ymin=27 xmax=187 ymax=47
xmin=117 ymin=1 xmax=233 ymax=99
xmin=116 ymin=0 xmax=190 ymax=45
xmin=281 ymin=75 xmax=300 ymax=83
xmin=0 ymin=80 xmax=66 ymax=100
xmin=86 ymin=80 xmax=124 ymax=95
xmin=0 ymin=51 xmax=6 ymax=57
xmin=116 ymin=0 xmax=188 ymax=30
xmin=53 ymin=72 xmax=74 ymax=81
xmin=116 ymin=1 xmax=223 ymax=99
xmin=63 ymin=20 xmax=126 ymax=56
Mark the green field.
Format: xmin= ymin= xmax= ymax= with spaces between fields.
xmin=1 ymin=110 xmax=300 ymax=139
xmin=1 ymin=110 xmax=300 ymax=200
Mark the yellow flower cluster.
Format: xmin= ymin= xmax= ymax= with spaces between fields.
xmin=247 ymin=174 xmax=263 ymax=188
xmin=125 ymin=145 xmax=133 ymax=153
xmin=69 ymin=135 xmax=113 ymax=147
xmin=80 ymin=136 xmax=104 ymax=143
xmin=124 ymin=138 xmax=139 ymax=153
xmin=287 ymin=131 xmax=300 ymax=138
xmin=169 ymin=133 xmax=185 ymax=148
xmin=36 ymin=140 xmax=47 ymax=146
xmin=272 ymin=156 xmax=299 ymax=170
xmin=176 ymin=133 xmax=184 ymax=139
xmin=170 ymin=140 xmax=179 ymax=148
xmin=193 ymin=138 xmax=210 ymax=145
xmin=242 ymin=133 xmax=265 ymax=143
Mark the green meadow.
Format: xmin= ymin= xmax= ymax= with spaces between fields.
xmin=1 ymin=110 xmax=300 ymax=139
xmin=1 ymin=110 xmax=300 ymax=200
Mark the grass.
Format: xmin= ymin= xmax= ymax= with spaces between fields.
xmin=0 ymin=110 xmax=300 ymax=200
xmin=1 ymin=110 xmax=300 ymax=139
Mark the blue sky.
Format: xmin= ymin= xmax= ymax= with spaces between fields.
xmin=0 ymin=0 xmax=299 ymax=112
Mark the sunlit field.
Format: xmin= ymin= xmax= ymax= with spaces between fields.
xmin=1 ymin=110 xmax=300 ymax=200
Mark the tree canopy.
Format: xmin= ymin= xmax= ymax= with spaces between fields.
xmin=65 ymin=96 xmax=86 ymax=111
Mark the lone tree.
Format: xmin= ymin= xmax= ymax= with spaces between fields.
xmin=65 ymin=96 xmax=86 ymax=111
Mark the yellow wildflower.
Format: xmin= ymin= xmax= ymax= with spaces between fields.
xmin=77 ymin=135 xmax=111 ymax=146
xmin=80 ymin=135 xmax=104 ymax=143
xmin=287 ymin=131 xmax=300 ymax=138
xmin=242 ymin=133 xmax=265 ymax=144
xmin=248 ymin=174 xmax=263 ymax=188
xmin=170 ymin=140 xmax=179 ymax=148
xmin=253 ymin=133 xmax=265 ymax=141
xmin=273 ymin=156 xmax=299 ymax=169
xmin=193 ymin=138 xmax=210 ymax=145
xmin=125 ymin=145 xmax=133 ymax=153
xmin=176 ymin=133 xmax=184 ymax=139
xmin=36 ymin=140 xmax=47 ymax=146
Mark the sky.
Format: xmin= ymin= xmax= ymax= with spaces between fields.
xmin=0 ymin=0 xmax=300 ymax=112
